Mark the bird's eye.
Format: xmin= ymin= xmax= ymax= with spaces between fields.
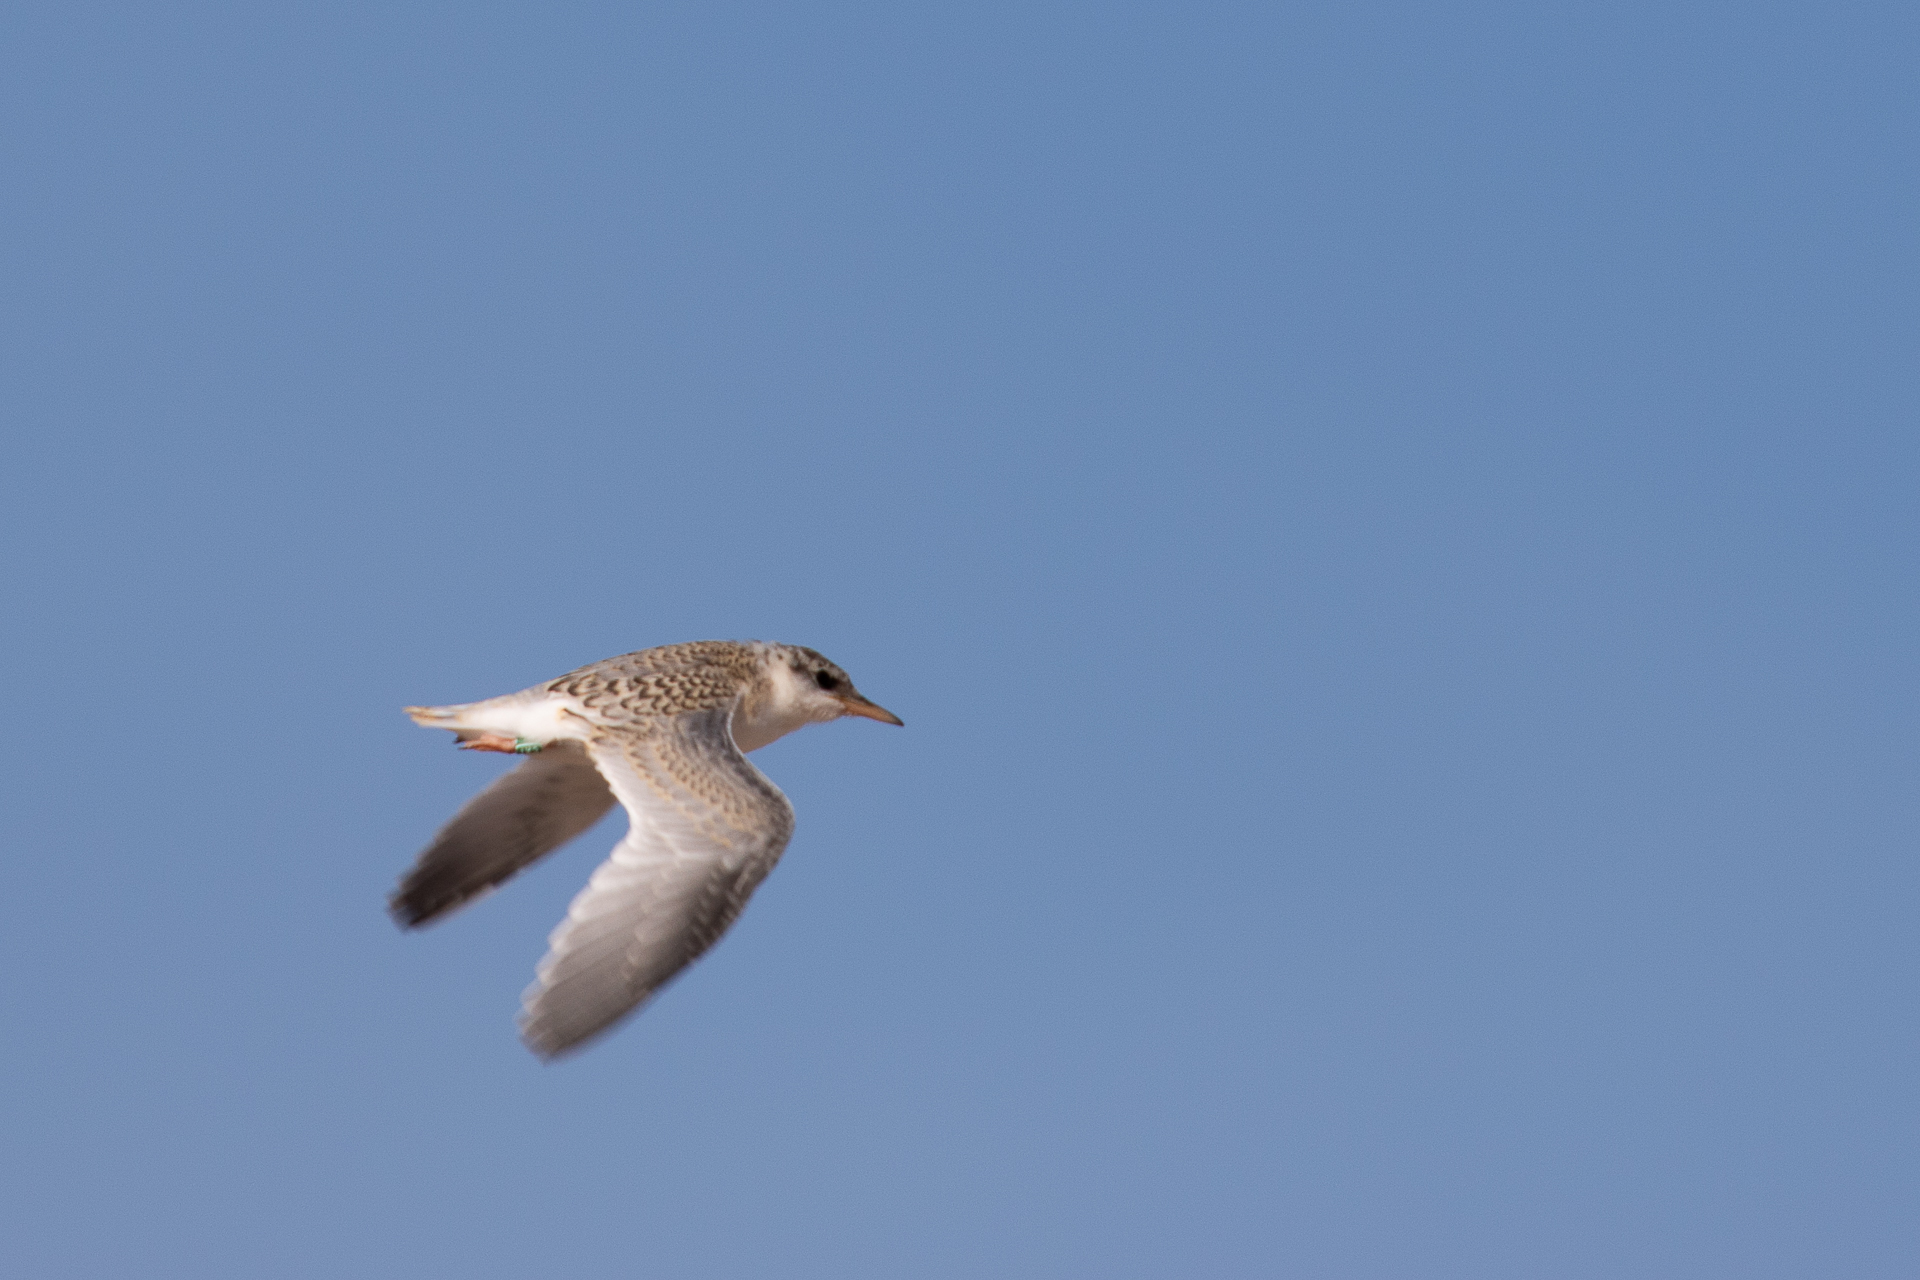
xmin=815 ymin=672 xmax=840 ymax=691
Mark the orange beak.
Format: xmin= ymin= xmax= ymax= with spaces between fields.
xmin=837 ymin=694 xmax=904 ymax=726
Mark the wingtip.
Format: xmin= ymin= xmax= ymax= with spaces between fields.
xmin=387 ymin=896 xmax=427 ymax=931
xmin=517 ymin=995 xmax=623 ymax=1063
xmin=517 ymin=1021 xmax=573 ymax=1063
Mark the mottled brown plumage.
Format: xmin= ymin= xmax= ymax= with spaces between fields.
xmin=545 ymin=640 xmax=763 ymax=720
xmin=394 ymin=641 xmax=901 ymax=1058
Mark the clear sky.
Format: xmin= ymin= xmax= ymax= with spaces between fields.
xmin=2 ymin=2 xmax=1914 ymax=1276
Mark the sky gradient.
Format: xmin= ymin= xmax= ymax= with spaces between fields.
xmin=2 ymin=2 xmax=1916 ymax=1276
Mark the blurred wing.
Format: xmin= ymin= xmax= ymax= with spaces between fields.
xmin=519 ymin=707 xmax=796 ymax=1059
xmin=391 ymin=742 xmax=616 ymax=928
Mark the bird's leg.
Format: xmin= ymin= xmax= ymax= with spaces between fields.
xmin=457 ymin=733 xmax=544 ymax=754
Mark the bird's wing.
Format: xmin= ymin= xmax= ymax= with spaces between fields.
xmin=390 ymin=741 xmax=616 ymax=928
xmin=519 ymin=706 xmax=796 ymax=1059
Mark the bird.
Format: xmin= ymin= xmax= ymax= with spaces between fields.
xmin=392 ymin=640 xmax=902 ymax=1059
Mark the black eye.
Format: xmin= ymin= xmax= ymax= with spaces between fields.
xmin=815 ymin=671 xmax=840 ymax=690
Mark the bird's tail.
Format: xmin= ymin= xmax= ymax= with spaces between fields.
xmin=404 ymin=694 xmax=556 ymax=750
xmin=403 ymin=701 xmax=482 ymax=728
xmin=403 ymin=701 xmax=518 ymax=747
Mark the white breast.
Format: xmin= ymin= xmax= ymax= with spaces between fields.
xmin=730 ymin=661 xmax=815 ymax=753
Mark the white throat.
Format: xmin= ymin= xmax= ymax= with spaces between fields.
xmin=730 ymin=658 xmax=821 ymax=753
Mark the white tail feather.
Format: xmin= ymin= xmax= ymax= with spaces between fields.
xmin=404 ymin=691 xmax=594 ymax=747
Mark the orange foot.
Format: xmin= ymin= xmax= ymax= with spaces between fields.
xmin=458 ymin=732 xmax=523 ymax=754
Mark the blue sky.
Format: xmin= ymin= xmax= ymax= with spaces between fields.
xmin=2 ymin=2 xmax=1915 ymax=1276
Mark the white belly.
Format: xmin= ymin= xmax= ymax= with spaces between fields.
xmin=462 ymin=694 xmax=596 ymax=745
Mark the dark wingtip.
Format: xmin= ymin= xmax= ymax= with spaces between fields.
xmin=388 ymin=881 xmax=448 ymax=930
xmin=389 ymin=872 xmax=497 ymax=930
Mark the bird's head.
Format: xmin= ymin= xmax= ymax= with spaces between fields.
xmin=777 ymin=645 xmax=904 ymax=728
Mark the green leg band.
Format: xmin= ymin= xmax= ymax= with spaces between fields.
xmin=512 ymin=738 xmax=544 ymax=754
